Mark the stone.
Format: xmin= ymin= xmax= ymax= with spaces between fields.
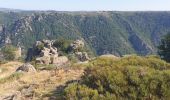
xmin=75 ymin=52 xmax=90 ymax=62
xmin=52 ymin=56 xmax=68 ymax=65
xmin=36 ymin=56 xmax=51 ymax=65
xmin=70 ymin=39 xmax=84 ymax=51
xmin=16 ymin=63 xmax=36 ymax=72
xmin=27 ymin=39 xmax=69 ymax=65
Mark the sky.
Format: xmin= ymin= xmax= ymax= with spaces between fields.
xmin=0 ymin=0 xmax=170 ymax=11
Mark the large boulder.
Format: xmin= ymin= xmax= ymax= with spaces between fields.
xmin=16 ymin=63 xmax=36 ymax=72
xmin=36 ymin=56 xmax=51 ymax=65
xmin=52 ymin=56 xmax=68 ymax=65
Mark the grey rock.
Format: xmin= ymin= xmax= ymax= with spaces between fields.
xmin=70 ymin=39 xmax=84 ymax=51
xmin=16 ymin=63 xmax=36 ymax=72
xmin=75 ymin=52 xmax=90 ymax=62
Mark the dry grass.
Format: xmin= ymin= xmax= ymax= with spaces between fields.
xmin=0 ymin=61 xmax=84 ymax=99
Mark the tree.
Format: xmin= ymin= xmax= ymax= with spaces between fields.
xmin=158 ymin=32 xmax=170 ymax=62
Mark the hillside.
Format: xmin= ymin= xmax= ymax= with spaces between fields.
xmin=1 ymin=55 xmax=170 ymax=99
xmin=0 ymin=11 xmax=170 ymax=56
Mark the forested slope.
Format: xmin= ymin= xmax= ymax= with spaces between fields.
xmin=0 ymin=11 xmax=170 ymax=56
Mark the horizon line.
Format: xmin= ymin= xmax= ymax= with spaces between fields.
xmin=1 ymin=7 xmax=170 ymax=12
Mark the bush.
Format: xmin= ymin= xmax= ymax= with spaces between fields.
xmin=63 ymin=55 xmax=170 ymax=99
xmin=53 ymin=38 xmax=73 ymax=54
xmin=1 ymin=45 xmax=17 ymax=61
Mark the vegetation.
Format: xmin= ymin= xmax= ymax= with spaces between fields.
xmin=158 ymin=32 xmax=170 ymax=62
xmin=1 ymin=12 xmax=170 ymax=56
xmin=1 ymin=45 xmax=17 ymax=61
xmin=64 ymin=55 xmax=170 ymax=99
xmin=53 ymin=38 xmax=73 ymax=55
xmin=0 ymin=72 xmax=23 ymax=84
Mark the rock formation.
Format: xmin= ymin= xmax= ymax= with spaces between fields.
xmin=75 ymin=52 xmax=90 ymax=61
xmin=27 ymin=39 xmax=68 ymax=65
xmin=70 ymin=39 xmax=90 ymax=62
xmin=70 ymin=39 xmax=84 ymax=51
xmin=16 ymin=63 xmax=36 ymax=72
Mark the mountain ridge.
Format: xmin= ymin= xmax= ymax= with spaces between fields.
xmin=0 ymin=11 xmax=170 ymax=56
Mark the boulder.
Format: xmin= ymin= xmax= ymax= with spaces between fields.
xmin=16 ymin=63 xmax=36 ymax=72
xmin=52 ymin=56 xmax=68 ymax=65
xmin=36 ymin=56 xmax=51 ymax=65
xmin=75 ymin=52 xmax=90 ymax=62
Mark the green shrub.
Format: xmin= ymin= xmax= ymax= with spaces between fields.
xmin=53 ymin=38 xmax=73 ymax=54
xmin=64 ymin=55 xmax=170 ymax=99
xmin=1 ymin=45 xmax=17 ymax=61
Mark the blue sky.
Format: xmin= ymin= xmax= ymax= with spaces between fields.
xmin=0 ymin=0 xmax=169 ymax=11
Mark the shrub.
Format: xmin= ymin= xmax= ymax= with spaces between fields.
xmin=63 ymin=55 xmax=170 ymax=99
xmin=1 ymin=45 xmax=17 ymax=61
xmin=53 ymin=38 xmax=72 ymax=54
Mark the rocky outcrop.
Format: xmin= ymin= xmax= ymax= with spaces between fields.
xmin=27 ymin=40 xmax=68 ymax=65
xmin=16 ymin=63 xmax=36 ymax=72
xmin=70 ymin=39 xmax=90 ymax=62
xmin=70 ymin=39 xmax=84 ymax=51
xmin=75 ymin=52 xmax=90 ymax=61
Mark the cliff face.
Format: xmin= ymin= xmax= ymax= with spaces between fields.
xmin=0 ymin=11 xmax=170 ymax=56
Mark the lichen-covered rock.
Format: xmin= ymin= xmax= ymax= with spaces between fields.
xmin=16 ymin=63 xmax=36 ymax=72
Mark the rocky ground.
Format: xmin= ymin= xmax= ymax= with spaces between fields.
xmin=0 ymin=61 xmax=84 ymax=100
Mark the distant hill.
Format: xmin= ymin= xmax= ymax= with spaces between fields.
xmin=0 ymin=8 xmax=23 ymax=12
xmin=0 ymin=11 xmax=170 ymax=56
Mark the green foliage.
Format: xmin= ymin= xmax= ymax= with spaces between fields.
xmin=2 ymin=12 xmax=170 ymax=56
xmin=64 ymin=55 xmax=170 ymax=99
xmin=64 ymin=83 xmax=100 ymax=100
xmin=1 ymin=45 xmax=17 ymax=61
xmin=53 ymin=38 xmax=73 ymax=55
xmin=158 ymin=32 xmax=170 ymax=62
xmin=36 ymin=43 xmax=44 ymax=51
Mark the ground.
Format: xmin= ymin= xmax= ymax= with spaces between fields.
xmin=0 ymin=61 xmax=84 ymax=99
